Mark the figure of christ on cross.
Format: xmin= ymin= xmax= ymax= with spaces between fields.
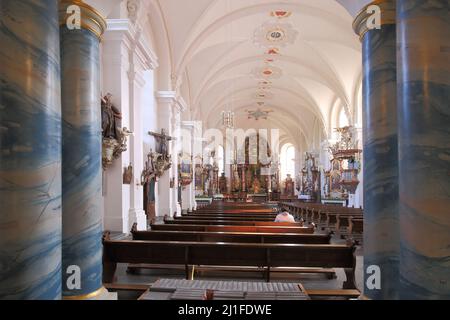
xmin=148 ymin=129 xmax=176 ymax=161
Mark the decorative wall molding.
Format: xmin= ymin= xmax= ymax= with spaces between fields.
xmin=105 ymin=19 xmax=159 ymax=70
xmin=156 ymin=91 xmax=187 ymax=113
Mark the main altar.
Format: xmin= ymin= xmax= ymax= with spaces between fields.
xmin=229 ymin=135 xmax=278 ymax=202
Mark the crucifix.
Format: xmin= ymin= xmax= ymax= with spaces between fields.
xmin=149 ymin=129 xmax=175 ymax=160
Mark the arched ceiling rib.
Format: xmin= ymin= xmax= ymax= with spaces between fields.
xmin=154 ymin=0 xmax=362 ymax=147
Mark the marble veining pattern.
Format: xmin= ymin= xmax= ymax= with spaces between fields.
xmin=60 ymin=28 xmax=103 ymax=297
xmin=362 ymin=23 xmax=400 ymax=300
xmin=0 ymin=0 xmax=62 ymax=300
xmin=397 ymin=0 xmax=450 ymax=299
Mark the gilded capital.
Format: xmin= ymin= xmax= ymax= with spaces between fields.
xmin=59 ymin=0 xmax=107 ymax=40
xmin=353 ymin=0 xmax=396 ymax=41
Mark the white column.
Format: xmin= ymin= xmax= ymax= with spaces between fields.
xmin=172 ymin=111 xmax=181 ymax=216
xmin=102 ymin=20 xmax=132 ymax=233
xmin=156 ymin=93 xmax=174 ymax=217
xmin=102 ymin=19 xmax=157 ymax=232
xmin=127 ymin=59 xmax=147 ymax=231
xmin=181 ymin=121 xmax=195 ymax=212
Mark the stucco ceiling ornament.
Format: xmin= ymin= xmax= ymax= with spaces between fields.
xmin=270 ymin=10 xmax=292 ymax=19
xmin=254 ymin=21 xmax=298 ymax=48
xmin=254 ymin=91 xmax=274 ymax=100
xmin=251 ymin=65 xmax=283 ymax=80
xmin=245 ymin=108 xmax=274 ymax=121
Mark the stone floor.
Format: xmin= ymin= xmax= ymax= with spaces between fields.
xmin=110 ymin=233 xmax=364 ymax=300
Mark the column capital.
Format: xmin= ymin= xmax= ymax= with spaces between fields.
xmin=105 ymin=19 xmax=159 ymax=70
xmin=59 ymin=0 xmax=107 ymax=40
xmin=353 ymin=0 xmax=396 ymax=41
xmin=156 ymin=91 xmax=188 ymax=113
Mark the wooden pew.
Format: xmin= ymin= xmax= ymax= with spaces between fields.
xmin=132 ymin=228 xmax=331 ymax=245
xmin=193 ymin=209 xmax=276 ymax=214
xmin=325 ymin=211 xmax=363 ymax=233
xmin=150 ymin=224 xmax=315 ymax=234
xmin=178 ymin=215 xmax=277 ymax=221
xmin=336 ymin=214 xmax=363 ymax=237
xmin=348 ymin=218 xmax=363 ymax=244
xmin=281 ymin=202 xmax=363 ymax=240
xmin=163 ymin=219 xmax=303 ymax=227
xmin=103 ymin=233 xmax=357 ymax=287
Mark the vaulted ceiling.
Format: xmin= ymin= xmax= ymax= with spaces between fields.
xmin=89 ymin=0 xmax=371 ymax=152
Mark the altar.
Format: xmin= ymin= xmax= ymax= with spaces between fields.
xmin=249 ymin=193 xmax=268 ymax=203
xmin=322 ymin=199 xmax=347 ymax=206
xmin=229 ymin=134 xmax=278 ymax=198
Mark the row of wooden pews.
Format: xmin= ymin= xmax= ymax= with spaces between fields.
xmin=102 ymin=201 xmax=360 ymax=299
xmin=280 ymin=202 xmax=364 ymax=243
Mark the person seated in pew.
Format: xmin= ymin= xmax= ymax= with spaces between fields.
xmin=275 ymin=207 xmax=296 ymax=223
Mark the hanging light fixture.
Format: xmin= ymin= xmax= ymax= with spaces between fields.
xmin=222 ymin=110 xmax=234 ymax=129
xmin=221 ymin=0 xmax=235 ymax=130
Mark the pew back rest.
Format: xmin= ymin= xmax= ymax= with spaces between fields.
xmin=131 ymin=230 xmax=332 ymax=244
xmin=103 ymin=240 xmax=355 ymax=272
xmin=150 ymin=224 xmax=315 ymax=234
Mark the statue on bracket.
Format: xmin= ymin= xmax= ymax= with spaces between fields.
xmin=147 ymin=129 xmax=174 ymax=177
xmin=101 ymin=93 xmax=133 ymax=169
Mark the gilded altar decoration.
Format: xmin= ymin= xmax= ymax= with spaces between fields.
xmin=102 ymin=94 xmax=133 ymax=170
xmin=326 ymin=126 xmax=362 ymax=198
xmin=219 ymin=173 xmax=228 ymax=194
xmin=179 ymin=153 xmax=193 ymax=187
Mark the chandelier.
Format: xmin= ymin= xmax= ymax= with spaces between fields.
xmin=222 ymin=110 xmax=235 ymax=129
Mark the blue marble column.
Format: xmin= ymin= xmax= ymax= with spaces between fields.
xmin=0 ymin=0 xmax=62 ymax=299
xmin=59 ymin=1 xmax=106 ymax=299
xmin=354 ymin=0 xmax=399 ymax=299
xmin=397 ymin=0 xmax=450 ymax=300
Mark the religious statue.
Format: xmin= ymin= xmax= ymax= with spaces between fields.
xmin=300 ymin=152 xmax=320 ymax=200
xmin=195 ymin=164 xmax=204 ymax=191
xmin=149 ymin=129 xmax=174 ymax=161
xmin=123 ymin=163 xmax=133 ymax=185
xmin=101 ymin=94 xmax=133 ymax=170
xmin=102 ymin=93 xmax=122 ymax=140
xmin=284 ymin=174 xmax=294 ymax=196
xmin=271 ymin=175 xmax=279 ymax=192
xmin=252 ymin=176 xmax=262 ymax=194
xmin=141 ymin=152 xmax=158 ymax=220
xmin=232 ymin=166 xmax=241 ymax=192
xmin=148 ymin=129 xmax=174 ymax=176
xmin=219 ymin=173 xmax=228 ymax=194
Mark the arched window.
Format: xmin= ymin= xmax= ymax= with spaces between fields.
xmin=339 ymin=108 xmax=349 ymax=127
xmin=280 ymin=144 xmax=295 ymax=179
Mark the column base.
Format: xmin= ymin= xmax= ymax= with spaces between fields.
xmin=63 ymin=287 xmax=118 ymax=300
xmin=129 ymin=209 xmax=147 ymax=231
xmin=104 ymin=216 xmax=128 ymax=234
